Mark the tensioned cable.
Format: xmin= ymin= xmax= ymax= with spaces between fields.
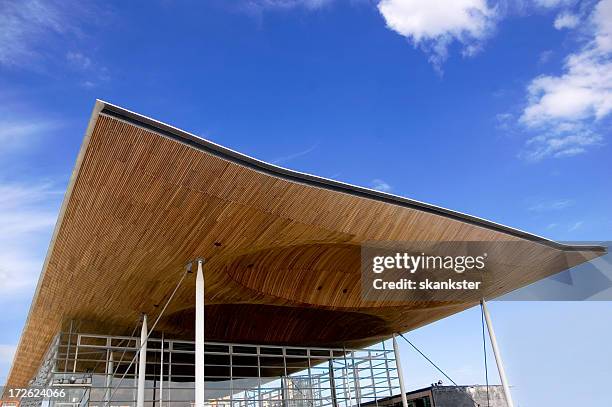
xmin=113 ymin=325 xmax=140 ymax=372
xmin=480 ymin=301 xmax=491 ymax=407
xmin=86 ymin=324 xmax=139 ymax=381
xmin=76 ymin=324 xmax=140 ymax=380
xmin=398 ymin=333 xmax=458 ymax=386
xmin=103 ymin=263 xmax=192 ymax=407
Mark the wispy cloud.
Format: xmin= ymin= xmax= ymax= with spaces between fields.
xmin=66 ymin=51 xmax=91 ymax=69
xmin=0 ymin=344 xmax=16 ymax=382
xmin=0 ymin=0 xmax=107 ymax=87
xmin=65 ymin=51 xmax=110 ymax=87
xmin=271 ymin=142 xmax=319 ymax=165
xmin=0 ymin=182 xmax=61 ymax=298
xmin=495 ymin=112 xmax=514 ymax=130
xmin=0 ymin=344 xmax=16 ymax=365
xmin=371 ymin=178 xmax=392 ymax=192
xmin=243 ymin=0 xmax=333 ymax=11
xmin=539 ymin=49 xmax=554 ymax=64
xmin=521 ymin=128 xmax=604 ymax=160
xmin=0 ymin=344 xmax=17 ymax=384
xmin=528 ymin=199 xmax=574 ymax=212
xmin=568 ymin=220 xmax=584 ymax=231
xmin=0 ymin=0 xmax=69 ymax=66
xmin=518 ymin=0 xmax=612 ymax=160
xmin=0 ymin=119 xmax=61 ymax=151
xmin=239 ymin=0 xmax=333 ymax=16
xmin=532 ymin=0 xmax=576 ymax=7
xmin=554 ymin=12 xmax=580 ymax=29
xmin=1 ymin=90 xmax=66 ymax=152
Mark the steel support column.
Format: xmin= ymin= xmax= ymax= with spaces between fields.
xmin=137 ymin=314 xmax=148 ymax=407
xmin=104 ymin=347 xmax=113 ymax=403
xmin=195 ymin=259 xmax=205 ymax=407
xmin=392 ymin=334 xmax=408 ymax=407
xmin=481 ymin=299 xmax=515 ymax=407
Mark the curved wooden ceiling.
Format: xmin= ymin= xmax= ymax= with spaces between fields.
xmin=5 ymin=100 xmax=605 ymax=390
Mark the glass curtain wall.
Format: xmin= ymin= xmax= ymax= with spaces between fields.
xmin=31 ymin=331 xmax=400 ymax=407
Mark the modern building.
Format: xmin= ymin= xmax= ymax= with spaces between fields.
xmin=3 ymin=101 xmax=605 ymax=407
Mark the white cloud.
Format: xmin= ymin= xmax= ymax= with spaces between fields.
xmin=522 ymin=53 xmax=612 ymax=125
xmin=371 ymin=179 xmax=392 ymax=192
xmin=593 ymin=0 xmax=612 ymax=52
xmin=554 ymin=12 xmax=579 ymax=29
xmin=519 ymin=0 xmax=612 ymax=160
xmin=0 ymin=182 xmax=61 ymax=298
xmin=377 ymin=0 xmax=497 ymax=70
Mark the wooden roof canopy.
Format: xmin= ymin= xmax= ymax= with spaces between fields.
xmin=6 ymin=100 xmax=605 ymax=389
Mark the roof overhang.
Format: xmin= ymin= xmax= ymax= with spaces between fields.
xmin=5 ymin=100 xmax=605 ymax=390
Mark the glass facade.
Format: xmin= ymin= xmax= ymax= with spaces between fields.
xmin=30 ymin=331 xmax=400 ymax=407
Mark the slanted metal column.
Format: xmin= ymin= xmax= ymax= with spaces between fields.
xmin=481 ymin=300 xmax=515 ymax=407
xmin=328 ymin=359 xmax=338 ymax=407
xmin=195 ymin=259 xmax=205 ymax=407
xmin=392 ymin=335 xmax=408 ymax=407
xmin=137 ymin=314 xmax=148 ymax=407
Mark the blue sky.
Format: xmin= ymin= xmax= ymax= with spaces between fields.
xmin=0 ymin=0 xmax=611 ymax=405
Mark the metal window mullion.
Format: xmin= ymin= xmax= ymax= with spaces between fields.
xmin=168 ymin=340 xmax=172 ymax=405
xmin=64 ymin=321 xmax=73 ymax=374
xmin=283 ymin=347 xmax=289 ymax=407
xmin=159 ymin=333 xmax=164 ymax=407
xmin=381 ymin=340 xmax=393 ymax=397
xmin=328 ymin=353 xmax=338 ymax=407
xmin=257 ymin=345 xmax=262 ymax=407
xmin=104 ymin=337 xmax=111 ymax=402
xmin=341 ymin=348 xmax=352 ymax=407
xmin=134 ymin=337 xmax=139 ymax=403
xmin=351 ymin=352 xmax=361 ymax=407
xmin=367 ymin=352 xmax=378 ymax=407
xmin=307 ymin=349 xmax=313 ymax=407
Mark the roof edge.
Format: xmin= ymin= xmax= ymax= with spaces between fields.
xmin=97 ymin=100 xmax=605 ymax=254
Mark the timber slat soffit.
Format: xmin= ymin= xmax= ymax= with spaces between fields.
xmin=5 ymin=100 xmax=605 ymax=390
